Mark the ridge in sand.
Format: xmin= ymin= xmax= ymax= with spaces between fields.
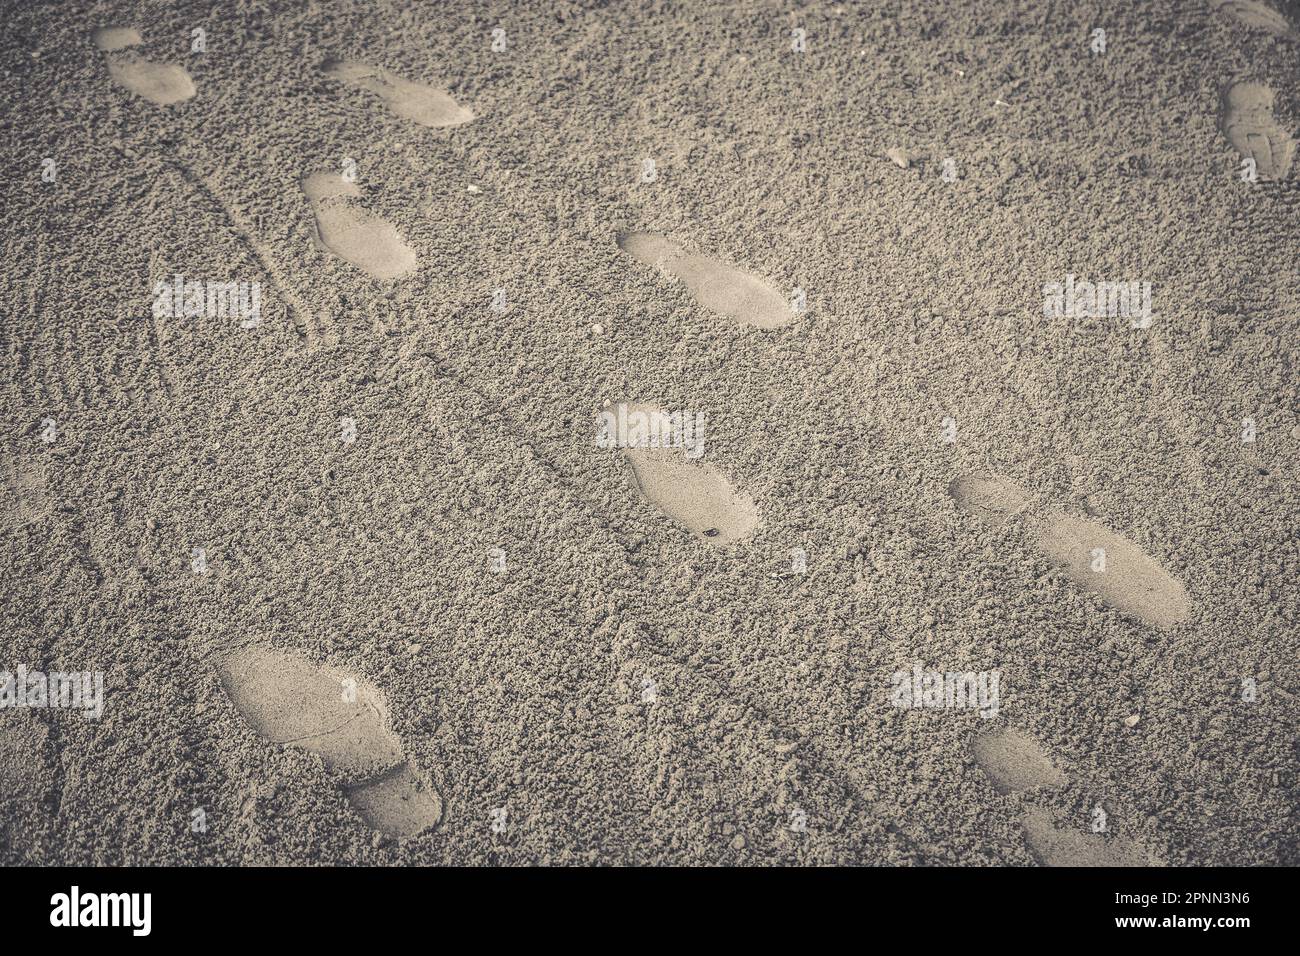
xmin=218 ymin=648 xmax=441 ymax=838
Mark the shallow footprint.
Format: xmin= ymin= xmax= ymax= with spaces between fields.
xmin=617 ymin=232 xmax=794 ymax=330
xmin=91 ymin=26 xmax=142 ymax=51
xmin=1021 ymin=808 xmax=1160 ymax=867
xmin=973 ymin=728 xmax=1068 ymax=794
xmin=93 ymin=26 xmax=195 ymax=105
xmin=1220 ymin=81 xmax=1296 ymax=180
xmin=218 ymin=647 xmax=441 ymax=837
xmin=1031 ymin=513 xmax=1193 ymax=631
xmin=2 ymin=455 xmax=49 ymax=532
xmin=323 ymin=59 xmax=474 ymax=128
xmin=948 ymin=472 xmax=1028 ymax=525
xmin=606 ymin=402 xmax=760 ymax=545
xmin=302 ymin=171 xmax=418 ymax=280
xmin=345 ymin=763 xmax=443 ymax=838
xmin=950 ymin=472 xmax=1192 ymax=630
xmin=1210 ymin=0 xmax=1297 ymax=37
xmin=971 ymin=731 xmax=1160 ymax=866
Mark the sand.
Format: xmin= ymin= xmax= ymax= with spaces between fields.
xmin=1 ymin=0 xmax=1297 ymax=866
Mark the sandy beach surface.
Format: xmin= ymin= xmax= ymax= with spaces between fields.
xmin=1 ymin=0 xmax=1297 ymax=865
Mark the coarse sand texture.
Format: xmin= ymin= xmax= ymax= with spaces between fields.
xmin=1 ymin=0 xmax=1297 ymax=867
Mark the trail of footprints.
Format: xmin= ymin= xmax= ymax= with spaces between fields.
xmin=599 ymin=239 xmax=794 ymax=544
xmin=218 ymin=648 xmax=441 ymax=838
xmin=82 ymin=13 xmax=1276 ymax=855
xmin=973 ymin=728 xmax=1160 ymax=866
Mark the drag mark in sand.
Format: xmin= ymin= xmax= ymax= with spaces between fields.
xmin=617 ymin=232 xmax=795 ymax=330
xmin=218 ymin=648 xmax=441 ymax=837
xmin=1220 ymin=81 xmax=1296 ymax=180
xmin=168 ymin=161 xmax=334 ymax=350
xmin=950 ymin=472 xmax=1192 ymax=630
xmin=322 ymin=59 xmax=474 ymax=128
xmin=303 ymin=171 xmax=419 ymax=281
xmin=93 ymin=26 xmax=195 ymax=105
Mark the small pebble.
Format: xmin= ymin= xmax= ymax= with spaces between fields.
xmin=466 ymin=184 xmax=481 ymax=194
xmin=731 ymin=834 xmax=746 ymax=850
xmin=591 ymin=323 xmax=603 ymax=335
xmin=886 ymin=147 xmax=913 ymax=169
xmin=1123 ymin=714 xmax=1140 ymax=728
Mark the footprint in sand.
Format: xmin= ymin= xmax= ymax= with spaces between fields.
xmin=1210 ymin=0 xmax=1298 ymax=37
xmin=616 ymin=233 xmax=795 ymax=330
xmin=2 ymin=455 xmax=49 ymax=533
xmin=949 ymin=472 xmax=1192 ymax=631
xmin=1220 ymin=81 xmax=1296 ymax=180
xmin=217 ymin=647 xmax=441 ymax=838
xmin=601 ymin=402 xmax=760 ymax=545
xmin=302 ymin=171 xmax=418 ymax=280
xmin=322 ymin=59 xmax=474 ymax=128
xmin=93 ymin=26 xmax=195 ymax=106
xmin=973 ymin=727 xmax=1157 ymax=866
xmin=1019 ymin=808 xmax=1157 ymax=866
xmin=972 ymin=727 xmax=1068 ymax=794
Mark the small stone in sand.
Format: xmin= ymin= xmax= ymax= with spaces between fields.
xmin=886 ymin=148 xmax=914 ymax=169
xmin=1123 ymin=714 xmax=1140 ymax=728
xmin=592 ymin=323 xmax=603 ymax=335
